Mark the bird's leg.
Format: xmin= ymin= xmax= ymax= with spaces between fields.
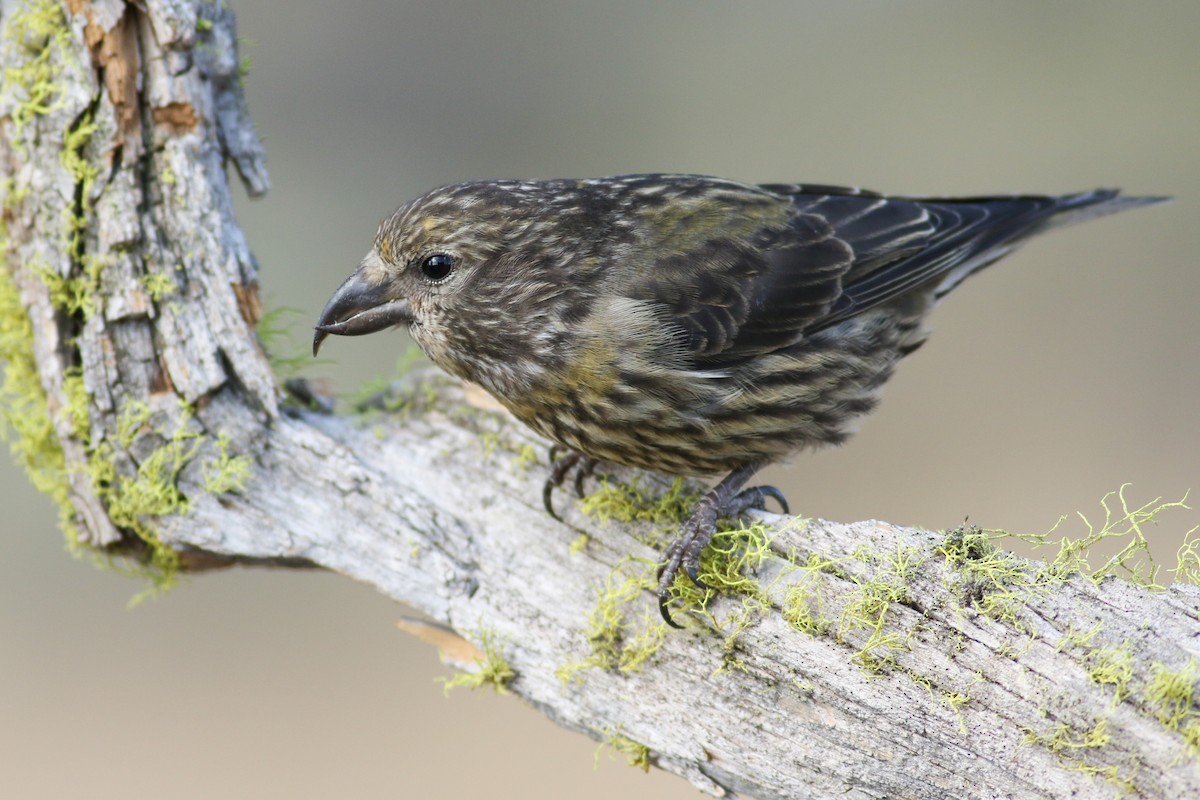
xmin=657 ymin=462 xmax=784 ymax=627
xmin=542 ymin=449 xmax=601 ymax=520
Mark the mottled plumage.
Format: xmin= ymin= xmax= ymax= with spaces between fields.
xmin=313 ymin=173 xmax=1166 ymax=625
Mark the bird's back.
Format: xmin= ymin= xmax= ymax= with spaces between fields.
xmin=515 ymin=177 xmax=1168 ymax=475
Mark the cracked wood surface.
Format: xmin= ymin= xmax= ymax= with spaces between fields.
xmin=2 ymin=2 xmax=1199 ymax=798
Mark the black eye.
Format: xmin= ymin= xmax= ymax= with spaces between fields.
xmin=420 ymin=253 xmax=455 ymax=281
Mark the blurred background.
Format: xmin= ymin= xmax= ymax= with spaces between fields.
xmin=3 ymin=1 xmax=1198 ymax=797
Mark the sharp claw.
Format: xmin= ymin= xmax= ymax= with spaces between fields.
xmin=542 ymin=450 xmax=583 ymax=519
xmin=659 ymin=594 xmax=684 ymax=628
xmin=757 ymin=485 xmax=790 ymax=515
xmin=572 ymin=458 xmax=596 ymax=498
xmin=685 ymin=561 xmax=710 ymax=592
xmin=543 ymin=480 xmax=563 ymax=521
xmin=727 ymin=484 xmax=790 ymax=517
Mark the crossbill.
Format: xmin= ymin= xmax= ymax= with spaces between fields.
xmin=313 ymin=173 xmax=1166 ymax=626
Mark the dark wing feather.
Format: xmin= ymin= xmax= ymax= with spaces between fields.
xmin=621 ymin=184 xmax=856 ymax=367
xmin=621 ymin=178 xmax=1147 ymax=369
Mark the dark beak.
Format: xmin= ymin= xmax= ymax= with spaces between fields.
xmin=313 ymin=268 xmax=413 ymax=356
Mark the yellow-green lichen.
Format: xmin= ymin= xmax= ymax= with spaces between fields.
xmin=662 ymin=520 xmax=775 ymax=626
xmin=1173 ymin=525 xmax=1200 ymax=586
xmin=836 ymin=544 xmax=926 ymax=671
xmin=3 ymin=0 xmax=71 ymax=145
xmin=61 ymin=105 xmax=99 ymax=254
xmin=942 ymin=689 xmax=971 ymax=733
xmin=580 ymin=476 xmax=696 ymax=528
xmin=1013 ymin=486 xmax=1191 ymax=589
xmin=35 ymin=253 xmax=105 ymax=317
xmin=0 ymin=247 xmax=74 ymax=536
xmin=201 ymin=432 xmax=253 ymax=495
xmin=781 ymin=553 xmax=839 ymax=636
xmin=1 ymin=1 xmax=254 ymax=595
xmin=440 ymin=628 xmax=515 ymax=695
xmin=782 ymin=542 xmax=925 ymax=673
xmin=61 ymin=367 xmax=89 ymax=437
xmin=255 ymin=306 xmax=312 ymax=382
xmin=513 ymin=443 xmax=539 ymax=473
xmin=593 ymin=725 xmax=651 ymax=773
xmin=578 ymin=475 xmax=776 ymax=632
xmin=1021 ymin=715 xmax=1111 ymax=753
xmin=557 ymin=558 xmax=666 ymax=683
xmin=937 ymin=524 xmax=1038 ymax=628
xmin=89 ymin=404 xmax=204 ymax=585
xmin=348 ymin=348 xmax=435 ymax=418
xmin=712 ymin=595 xmax=768 ymax=675
xmin=1019 ymin=716 xmax=1139 ymax=795
xmin=1087 ymin=644 xmax=1134 ymax=705
xmin=1056 ymin=621 xmax=1104 ymax=653
xmin=83 ymin=400 xmax=252 ymax=592
xmin=1146 ymin=659 xmax=1198 ymax=730
xmin=139 ymin=270 xmax=178 ymax=303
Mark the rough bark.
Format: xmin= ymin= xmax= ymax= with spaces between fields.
xmin=2 ymin=3 xmax=1199 ymax=799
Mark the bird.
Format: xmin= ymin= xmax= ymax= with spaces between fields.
xmin=312 ymin=173 xmax=1167 ymax=626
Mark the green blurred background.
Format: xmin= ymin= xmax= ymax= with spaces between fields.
xmin=3 ymin=2 xmax=1197 ymax=797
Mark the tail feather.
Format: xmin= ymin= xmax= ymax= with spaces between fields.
xmin=816 ymin=189 xmax=1170 ymax=328
xmin=929 ymin=190 xmax=1170 ymax=301
xmin=1036 ymin=189 xmax=1171 ymax=232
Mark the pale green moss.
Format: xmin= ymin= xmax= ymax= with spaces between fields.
xmin=1182 ymin=718 xmax=1200 ymax=758
xmin=782 ymin=542 xmax=925 ymax=673
xmin=139 ymin=271 xmax=177 ymax=302
xmin=837 ymin=544 xmax=926 ymax=671
xmin=513 ymin=443 xmax=539 ymax=473
xmin=662 ymin=520 xmax=775 ymax=625
xmin=1056 ymin=621 xmax=1103 ymax=653
xmin=1173 ymin=525 xmax=1200 ymax=586
xmin=1087 ymin=644 xmax=1134 ymax=705
xmin=781 ymin=553 xmax=839 ymax=636
xmin=568 ymin=533 xmax=590 ymax=555
xmin=0 ymin=245 xmax=75 ymax=537
xmin=90 ymin=405 xmax=204 ymax=586
xmin=1012 ymin=486 xmax=1190 ymax=589
xmin=593 ymin=725 xmax=651 ymax=773
xmin=1022 ymin=714 xmax=1113 ymax=753
xmin=34 ymin=254 xmax=105 ymax=317
xmin=81 ymin=399 xmax=249 ymax=592
xmin=712 ymin=595 xmax=768 ymax=675
xmin=580 ymin=476 xmax=696 ymax=527
xmin=937 ymin=524 xmax=1039 ymax=629
xmin=255 ymin=306 xmax=311 ymax=381
xmin=61 ymin=367 xmax=89 ymax=437
xmin=1146 ymin=659 xmax=1198 ymax=729
xmin=1021 ymin=716 xmax=1124 ymax=794
xmin=557 ymin=558 xmax=666 ymax=683
xmin=201 ymin=432 xmax=253 ymax=495
xmin=3 ymin=0 xmax=71 ymax=145
xmin=61 ymin=107 xmax=99 ymax=252
xmin=943 ymin=690 xmax=971 ymax=734
xmin=440 ymin=628 xmax=515 ymax=695
xmin=348 ymin=348 xmax=434 ymax=417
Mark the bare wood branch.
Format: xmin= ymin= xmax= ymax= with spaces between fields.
xmin=3 ymin=3 xmax=1199 ymax=799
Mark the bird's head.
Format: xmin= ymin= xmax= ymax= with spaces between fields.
xmin=313 ymin=180 xmax=601 ymax=392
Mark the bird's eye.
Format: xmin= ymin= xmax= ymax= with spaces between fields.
xmin=420 ymin=253 xmax=455 ymax=282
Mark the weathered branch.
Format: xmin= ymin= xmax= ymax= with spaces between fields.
xmin=3 ymin=3 xmax=1199 ymax=799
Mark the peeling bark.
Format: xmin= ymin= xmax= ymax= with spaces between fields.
xmin=2 ymin=3 xmax=1199 ymax=799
